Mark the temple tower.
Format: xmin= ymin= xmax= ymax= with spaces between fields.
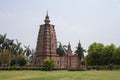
xmin=66 ymin=42 xmax=73 ymax=68
xmin=67 ymin=42 xmax=72 ymax=56
xmin=34 ymin=12 xmax=57 ymax=66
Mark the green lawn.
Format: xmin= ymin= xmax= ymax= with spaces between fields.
xmin=0 ymin=70 xmax=120 ymax=80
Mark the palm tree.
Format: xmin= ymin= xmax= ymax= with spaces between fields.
xmin=24 ymin=45 xmax=31 ymax=58
xmin=24 ymin=45 xmax=32 ymax=65
xmin=0 ymin=40 xmax=2 ymax=66
xmin=26 ymin=49 xmax=35 ymax=63
xmin=56 ymin=42 xmax=67 ymax=68
xmin=75 ymin=41 xmax=86 ymax=68
xmin=6 ymin=39 xmax=14 ymax=68
xmin=15 ymin=39 xmax=23 ymax=66
xmin=0 ymin=34 xmax=7 ymax=67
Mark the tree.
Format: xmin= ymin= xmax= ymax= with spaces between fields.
xmin=112 ymin=46 xmax=120 ymax=65
xmin=56 ymin=42 xmax=67 ymax=68
xmin=28 ymin=49 xmax=35 ymax=63
xmin=10 ymin=43 xmax=18 ymax=66
xmin=24 ymin=46 xmax=35 ymax=66
xmin=0 ymin=54 xmax=1 ymax=66
xmin=14 ymin=39 xmax=23 ymax=66
xmin=43 ymin=59 xmax=55 ymax=71
xmin=10 ymin=56 xmax=16 ymax=66
xmin=102 ymin=44 xmax=116 ymax=65
xmin=0 ymin=34 xmax=29 ymax=67
xmin=87 ymin=42 xmax=104 ymax=66
xmin=0 ymin=34 xmax=7 ymax=67
xmin=0 ymin=45 xmax=1 ymax=66
xmin=17 ymin=55 xmax=26 ymax=67
xmin=24 ymin=45 xmax=31 ymax=59
xmin=75 ymin=41 xmax=86 ymax=68
xmin=86 ymin=42 xmax=119 ymax=69
xmin=10 ymin=55 xmax=26 ymax=67
xmin=6 ymin=39 xmax=14 ymax=68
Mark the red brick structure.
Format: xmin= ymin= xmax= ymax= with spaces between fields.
xmin=34 ymin=12 xmax=85 ymax=69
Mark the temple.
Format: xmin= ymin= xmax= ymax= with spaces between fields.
xmin=34 ymin=12 xmax=85 ymax=69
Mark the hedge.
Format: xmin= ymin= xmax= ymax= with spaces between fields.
xmin=0 ymin=67 xmax=67 ymax=71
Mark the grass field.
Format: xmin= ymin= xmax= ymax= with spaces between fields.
xmin=0 ymin=70 xmax=120 ymax=80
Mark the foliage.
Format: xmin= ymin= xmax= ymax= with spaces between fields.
xmin=24 ymin=46 xmax=35 ymax=63
xmin=75 ymin=42 xmax=86 ymax=59
xmin=11 ymin=55 xmax=26 ymax=67
xmin=75 ymin=42 xmax=86 ymax=68
xmin=17 ymin=55 xmax=26 ymax=66
xmin=0 ymin=34 xmax=7 ymax=67
xmin=24 ymin=45 xmax=31 ymax=57
xmin=112 ymin=46 xmax=120 ymax=64
xmin=0 ymin=49 xmax=10 ymax=67
xmin=28 ymin=49 xmax=35 ymax=63
xmin=86 ymin=42 xmax=120 ymax=67
xmin=0 ymin=34 xmax=28 ymax=67
xmin=10 ymin=57 xmax=16 ymax=66
xmin=43 ymin=59 xmax=55 ymax=71
xmin=0 ymin=55 xmax=1 ymax=66
xmin=87 ymin=42 xmax=104 ymax=66
xmin=56 ymin=42 xmax=67 ymax=57
xmin=56 ymin=41 xmax=67 ymax=68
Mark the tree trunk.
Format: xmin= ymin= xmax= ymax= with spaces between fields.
xmin=60 ymin=56 xmax=62 ymax=68
xmin=78 ymin=58 xmax=81 ymax=69
xmin=1 ymin=49 xmax=4 ymax=67
xmin=8 ymin=51 xmax=11 ymax=68
xmin=16 ymin=54 xmax=18 ymax=66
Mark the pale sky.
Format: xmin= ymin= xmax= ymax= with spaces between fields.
xmin=0 ymin=0 xmax=120 ymax=55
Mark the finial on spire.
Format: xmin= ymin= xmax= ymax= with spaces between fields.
xmin=46 ymin=10 xmax=48 ymax=17
xmin=44 ymin=11 xmax=50 ymax=24
xmin=45 ymin=11 xmax=49 ymax=19
xmin=69 ymin=41 xmax=70 ymax=45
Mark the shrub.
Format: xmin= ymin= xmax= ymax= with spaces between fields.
xmin=17 ymin=55 xmax=26 ymax=67
xmin=43 ymin=59 xmax=55 ymax=71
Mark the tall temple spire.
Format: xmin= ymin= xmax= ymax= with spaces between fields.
xmin=35 ymin=12 xmax=57 ymax=66
xmin=44 ymin=11 xmax=50 ymax=24
xmin=67 ymin=41 xmax=72 ymax=55
xmin=68 ymin=41 xmax=71 ymax=48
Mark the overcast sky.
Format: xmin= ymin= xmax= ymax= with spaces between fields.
xmin=0 ymin=0 xmax=120 ymax=55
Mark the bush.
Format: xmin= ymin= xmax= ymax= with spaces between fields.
xmin=11 ymin=59 xmax=16 ymax=66
xmin=68 ymin=68 xmax=85 ymax=71
xmin=0 ymin=55 xmax=2 ymax=67
xmin=11 ymin=55 xmax=26 ymax=67
xmin=17 ymin=55 xmax=26 ymax=66
xmin=112 ymin=65 xmax=120 ymax=69
xmin=43 ymin=59 xmax=55 ymax=71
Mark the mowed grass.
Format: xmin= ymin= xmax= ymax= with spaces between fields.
xmin=0 ymin=70 xmax=120 ymax=80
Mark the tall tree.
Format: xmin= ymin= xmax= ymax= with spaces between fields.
xmin=28 ymin=49 xmax=35 ymax=63
xmin=86 ymin=43 xmax=118 ymax=66
xmin=87 ymin=42 xmax=104 ymax=66
xmin=24 ymin=45 xmax=33 ymax=65
xmin=112 ymin=46 xmax=120 ymax=65
xmin=0 ymin=45 xmax=1 ymax=66
xmin=6 ymin=39 xmax=14 ymax=68
xmin=102 ymin=44 xmax=116 ymax=65
xmin=75 ymin=41 xmax=86 ymax=68
xmin=56 ymin=42 xmax=67 ymax=68
xmin=15 ymin=39 xmax=23 ymax=66
xmin=0 ymin=34 xmax=7 ymax=67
